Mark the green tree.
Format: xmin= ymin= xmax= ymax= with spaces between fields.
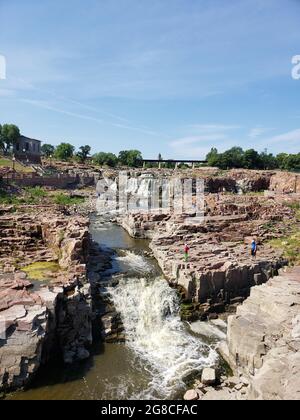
xmin=284 ymin=153 xmax=300 ymax=171
xmin=0 ymin=124 xmax=20 ymax=152
xmin=243 ymin=149 xmax=263 ymax=169
xmin=223 ymin=147 xmax=245 ymax=168
xmin=260 ymin=150 xmax=278 ymax=170
xmin=276 ymin=153 xmax=289 ymax=170
xmin=76 ymin=145 xmax=91 ymax=163
xmin=41 ymin=144 xmax=55 ymax=158
xmin=206 ymin=148 xmax=223 ymax=167
xmin=93 ymin=152 xmax=118 ymax=167
xmin=118 ymin=150 xmax=143 ymax=167
xmin=207 ymin=147 xmax=245 ymax=169
xmin=54 ymin=143 xmax=75 ymax=161
xmin=206 ymin=146 xmax=300 ymax=171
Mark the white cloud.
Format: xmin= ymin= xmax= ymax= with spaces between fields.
xmin=248 ymin=126 xmax=274 ymax=138
xmin=265 ymin=128 xmax=300 ymax=146
xmin=169 ymin=123 xmax=241 ymax=158
xmin=20 ymin=99 xmax=105 ymax=124
xmin=170 ymin=134 xmax=227 ymax=148
xmin=0 ymin=88 xmax=15 ymax=97
xmin=188 ymin=124 xmax=240 ymax=132
xmin=169 ymin=135 xmax=237 ymax=159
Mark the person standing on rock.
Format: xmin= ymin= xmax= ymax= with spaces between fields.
xmin=184 ymin=243 xmax=190 ymax=262
xmin=251 ymin=239 xmax=257 ymax=258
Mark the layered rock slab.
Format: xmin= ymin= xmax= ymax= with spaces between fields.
xmin=220 ymin=267 xmax=300 ymax=400
xmin=0 ymin=206 xmax=92 ymax=392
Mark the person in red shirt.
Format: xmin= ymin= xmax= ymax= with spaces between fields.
xmin=184 ymin=244 xmax=190 ymax=262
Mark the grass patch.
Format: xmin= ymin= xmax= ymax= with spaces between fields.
xmin=245 ymin=191 xmax=265 ymax=196
xmin=53 ymin=193 xmax=85 ymax=206
xmin=261 ymin=220 xmax=277 ymax=230
xmin=0 ymin=186 xmax=48 ymax=205
xmin=0 ymin=188 xmax=20 ymax=205
xmin=24 ymin=186 xmax=48 ymax=199
xmin=0 ymin=187 xmax=85 ymax=207
xmin=0 ymin=157 xmax=35 ymax=173
xmin=269 ymin=230 xmax=300 ymax=266
xmin=22 ymin=261 xmax=60 ymax=280
xmin=286 ymin=202 xmax=300 ymax=211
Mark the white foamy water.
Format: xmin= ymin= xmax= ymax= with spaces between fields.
xmin=115 ymin=251 xmax=153 ymax=275
xmin=108 ymin=277 xmax=217 ymax=399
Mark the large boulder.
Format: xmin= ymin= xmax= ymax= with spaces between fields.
xmin=201 ymin=368 xmax=216 ymax=385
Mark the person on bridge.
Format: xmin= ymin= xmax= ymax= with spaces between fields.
xmin=184 ymin=244 xmax=190 ymax=262
xmin=251 ymin=239 xmax=257 ymax=258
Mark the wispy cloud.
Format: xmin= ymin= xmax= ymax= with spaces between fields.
xmin=264 ymin=128 xmax=300 ymax=147
xmin=169 ymin=136 xmax=236 ymax=159
xmin=188 ymin=124 xmax=241 ymax=132
xmin=0 ymin=88 xmax=15 ymax=97
xmin=20 ymin=98 xmax=167 ymax=138
xmin=170 ymin=134 xmax=227 ymax=148
xmin=169 ymin=123 xmax=239 ymax=158
xmin=248 ymin=126 xmax=274 ymax=138
xmin=20 ymin=99 xmax=105 ymax=124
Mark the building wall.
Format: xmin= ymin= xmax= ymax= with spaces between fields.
xmin=13 ymin=136 xmax=41 ymax=163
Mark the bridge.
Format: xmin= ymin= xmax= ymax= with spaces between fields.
xmin=140 ymin=159 xmax=208 ymax=169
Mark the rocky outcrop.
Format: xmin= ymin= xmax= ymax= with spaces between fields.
xmin=119 ymin=194 xmax=293 ymax=316
xmin=119 ymin=212 xmax=170 ymax=239
xmin=206 ymin=170 xmax=272 ymax=193
xmin=0 ymin=206 xmax=90 ymax=285
xmin=0 ymin=206 xmax=92 ymax=392
xmin=184 ymin=370 xmax=250 ymax=401
xmin=0 ymin=277 xmax=92 ymax=390
xmin=219 ymin=266 xmax=300 ymax=400
xmin=97 ymin=168 xmax=275 ymax=196
xmin=270 ymin=172 xmax=300 ymax=194
xmin=87 ymin=243 xmax=125 ymax=344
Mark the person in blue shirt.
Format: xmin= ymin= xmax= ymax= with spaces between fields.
xmin=251 ymin=239 xmax=257 ymax=257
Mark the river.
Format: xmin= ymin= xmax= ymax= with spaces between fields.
xmin=7 ymin=214 xmax=225 ymax=400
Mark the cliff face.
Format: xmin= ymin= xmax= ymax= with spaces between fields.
xmin=269 ymin=172 xmax=300 ymax=193
xmin=0 ymin=207 xmax=92 ymax=392
xmin=220 ymin=267 xmax=300 ymax=400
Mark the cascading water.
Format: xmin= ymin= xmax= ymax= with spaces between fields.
xmin=115 ymin=250 xmax=154 ymax=275
xmin=108 ymin=277 xmax=217 ymax=399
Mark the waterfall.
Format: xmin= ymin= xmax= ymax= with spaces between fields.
xmin=115 ymin=251 xmax=154 ymax=275
xmin=108 ymin=277 xmax=217 ymax=399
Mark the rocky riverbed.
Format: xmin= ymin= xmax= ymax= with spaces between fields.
xmin=1 ymin=168 xmax=299 ymax=399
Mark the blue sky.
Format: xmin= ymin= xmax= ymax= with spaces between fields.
xmin=0 ymin=0 xmax=300 ymax=158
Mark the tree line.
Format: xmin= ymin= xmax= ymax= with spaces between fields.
xmin=42 ymin=143 xmax=143 ymax=167
xmin=0 ymin=123 xmax=143 ymax=167
xmin=1 ymin=123 xmax=299 ymax=170
xmin=206 ymin=147 xmax=300 ymax=171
